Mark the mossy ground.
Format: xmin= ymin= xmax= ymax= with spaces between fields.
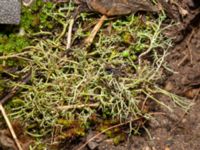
xmin=0 ymin=0 xmax=190 ymax=149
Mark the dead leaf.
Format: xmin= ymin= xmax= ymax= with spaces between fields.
xmin=81 ymin=0 xmax=158 ymax=16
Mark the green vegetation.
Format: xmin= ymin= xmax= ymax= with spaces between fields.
xmin=0 ymin=33 xmax=29 ymax=53
xmin=0 ymin=0 xmax=191 ymax=148
xmin=20 ymin=0 xmax=56 ymax=32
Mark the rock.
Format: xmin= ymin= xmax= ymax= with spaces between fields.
xmin=86 ymin=131 xmax=99 ymax=150
xmin=87 ymin=141 xmax=99 ymax=150
xmin=0 ymin=0 xmax=21 ymax=24
xmin=164 ymin=81 xmax=174 ymax=91
xmin=149 ymin=118 xmax=160 ymax=129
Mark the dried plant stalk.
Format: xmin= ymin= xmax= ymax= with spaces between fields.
xmin=0 ymin=104 xmax=23 ymax=150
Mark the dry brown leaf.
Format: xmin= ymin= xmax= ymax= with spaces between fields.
xmin=81 ymin=0 xmax=158 ymax=16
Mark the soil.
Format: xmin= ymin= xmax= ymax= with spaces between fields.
xmin=70 ymin=1 xmax=200 ymax=150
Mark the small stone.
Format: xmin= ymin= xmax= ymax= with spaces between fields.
xmin=164 ymin=81 xmax=174 ymax=91
xmin=149 ymin=118 xmax=160 ymax=128
xmin=87 ymin=131 xmax=99 ymax=150
xmin=182 ymin=118 xmax=187 ymax=123
xmin=87 ymin=141 xmax=98 ymax=150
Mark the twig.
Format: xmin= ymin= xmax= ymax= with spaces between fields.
xmin=85 ymin=15 xmax=107 ymax=46
xmin=0 ymin=51 xmax=31 ymax=60
xmin=170 ymin=0 xmax=188 ymax=17
xmin=0 ymin=71 xmax=32 ymax=104
xmin=76 ymin=117 xmax=142 ymax=150
xmin=66 ymin=5 xmax=81 ymax=49
xmin=177 ymin=54 xmax=188 ymax=67
xmin=57 ymin=103 xmax=99 ymax=110
xmin=187 ymin=29 xmax=195 ymax=64
xmin=22 ymin=0 xmax=34 ymax=7
xmin=0 ymin=104 xmax=23 ymax=150
xmin=0 ymin=46 xmax=43 ymax=60
xmin=66 ymin=18 xmax=75 ymax=49
xmin=0 ymin=71 xmax=31 ymax=150
xmin=31 ymin=31 xmax=52 ymax=36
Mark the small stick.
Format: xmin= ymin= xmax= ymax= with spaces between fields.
xmin=22 ymin=0 xmax=34 ymax=7
xmin=57 ymin=103 xmax=99 ymax=110
xmin=76 ymin=117 xmax=142 ymax=150
xmin=85 ymin=15 xmax=107 ymax=46
xmin=0 ymin=71 xmax=31 ymax=104
xmin=0 ymin=71 xmax=31 ymax=149
xmin=177 ymin=54 xmax=188 ymax=67
xmin=66 ymin=18 xmax=75 ymax=49
xmin=0 ymin=104 xmax=23 ymax=150
xmin=187 ymin=29 xmax=195 ymax=64
xmin=170 ymin=0 xmax=188 ymax=17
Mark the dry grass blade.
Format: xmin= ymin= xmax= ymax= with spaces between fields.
xmin=85 ymin=15 xmax=107 ymax=45
xmin=66 ymin=18 xmax=75 ymax=49
xmin=57 ymin=103 xmax=99 ymax=110
xmin=76 ymin=117 xmax=142 ymax=150
xmin=0 ymin=104 xmax=23 ymax=150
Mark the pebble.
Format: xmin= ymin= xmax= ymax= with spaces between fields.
xmin=86 ymin=131 xmax=100 ymax=150
xmin=87 ymin=141 xmax=99 ymax=150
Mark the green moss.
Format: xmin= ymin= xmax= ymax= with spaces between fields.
xmin=0 ymin=33 xmax=29 ymax=53
xmin=9 ymin=98 xmax=25 ymax=108
xmin=113 ymin=133 xmax=126 ymax=145
xmin=131 ymin=54 xmax=137 ymax=61
xmin=0 ymin=0 xmax=55 ymax=54
xmin=57 ymin=119 xmax=74 ymax=128
xmin=20 ymin=0 xmax=55 ymax=32
xmin=122 ymin=32 xmax=134 ymax=44
xmin=133 ymin=43 xmax=146 ymax=53
xmin=59 ymin=124 xmax=86 ymax=139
